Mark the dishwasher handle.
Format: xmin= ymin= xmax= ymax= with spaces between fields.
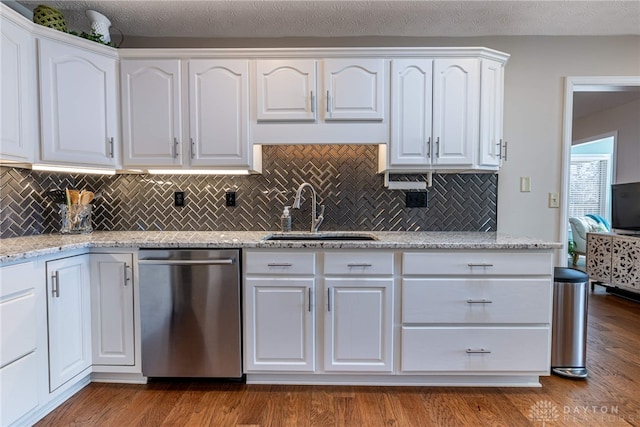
xmin=138 ymin=259 xmax=235 ymax=266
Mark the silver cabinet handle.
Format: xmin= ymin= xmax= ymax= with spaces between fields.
xmin=467 ymin=263 xmax=494 ymax=268
xmin=51 ymin=271 xmax=60 ymax=298
xmin=310 ymin=91 xmax=315 ymax=113
xmin=327 ymin=287 xmax=332 ymax=312
xmin=138 ymin=259 xmax=235 ymax=265
xmin=267 ymin=263 xmax=292 ymax=267
xmin=347 ymin=263 xmax=372 ymax=268
xmin=435 ymin=137 xmax=440 ymax=158
xmin=326 ymin=90 xmax=331 ymax=113
xmin=467 ymin=299 xmax=493 ymax=304
xmin=466 ymin=348 xmax=491 ymax=354
xmin=173 ymin=138 xmax=179 ymax=158
xmin=108 ymin=137 xmax=114 ymax=158
xmin=502 ymin=140 xmax=508 ymax=161
xmin=308 ymin=288 xmax=312 ymax=312
xmin=496 ymin=139 xmax=502 ymax=159
xmin=124 ymin=263 xmax=131 ymax=286
xmin=190 ymin=138 xmax=195 ymax=159
xmin=426 ymin=137 xmax=431 ymax=158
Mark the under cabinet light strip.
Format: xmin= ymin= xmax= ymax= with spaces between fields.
xmin=147 ymin=169 xmax=251 ymax=175
xmin=32 ymin=164 xmax=116 ymax=175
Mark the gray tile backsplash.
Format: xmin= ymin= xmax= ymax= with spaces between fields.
xmin=0 ymin=145 xmax=497 ymax=238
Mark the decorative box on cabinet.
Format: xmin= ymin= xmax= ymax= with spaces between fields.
xmin=37 ymin=38 xmax=118 ymax=168
xmin=587 ymin=233 xmax=640 ymax=293
xmin=0 ymin=6 xmax=36 ymax=164
xmin=0 ymin=261 xmax=38 ymax=427
xmin=120 ymin=58 xmax=257 ymax=171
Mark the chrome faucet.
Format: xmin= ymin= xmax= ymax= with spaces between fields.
xmin=292 ymin=182 xmax=325 ymax=233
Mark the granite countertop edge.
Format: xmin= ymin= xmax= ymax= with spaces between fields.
xmin=0 ymin=231 xmax=563 ymax=264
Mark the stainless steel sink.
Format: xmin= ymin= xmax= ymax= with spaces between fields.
xmin=263 ymin=232 xmax=378 ymax=241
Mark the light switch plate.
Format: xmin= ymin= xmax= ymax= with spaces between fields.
xmin=520 ymin=177 xmax=531 ymax=192
xmin=548 ymin=192 xmax=560 ymax=208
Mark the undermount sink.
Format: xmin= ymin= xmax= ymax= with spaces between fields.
xmin=263 ymin=232 xmax=378 ymax=241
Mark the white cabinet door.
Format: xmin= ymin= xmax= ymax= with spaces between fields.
xmin=324 ymin=278 xmax=393 ymax=372
xmin=38 ymin=39 xmax=117 ymax=167
xmin=323 ymin=58 xmax=385 ymax=121
xmin=479 ymin=59 xmax=504 ymax=168
xmin=121 ymin=59 xmax=183 ymax=167
xmin=0 ymin=16 xmax=35 ymax=163
xmin=90 ymin=253 xmax=134 ymax=366
xmin=189 ymin=59 xmax=251 ymax=167
xmin=245 ymin=277 xmax=315 ymax=372
xmin=47 ymin=255 xmax=91 ymax=392
xmin=389 ymin=58 xmax=433 ymax=167
xmin=256 ymin=59 xmax=317 ymax=121
xmin=432 ymin=58 xmax=479 ymax=167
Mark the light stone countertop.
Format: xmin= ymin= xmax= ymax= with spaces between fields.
xmin=0 ymin=231 xmax=562 ymax=264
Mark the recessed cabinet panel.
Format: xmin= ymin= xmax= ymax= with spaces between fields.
xmin=39 ymin=39 xmax=117 ymax=167
xmin=256 ymin=60 xmax=317 ymax=121
xmin=121 ymin=59 xmax=183 ymax=166
xmin=432 ymin=59 xmax=479 ymax=166
xmin=390 ymin=59 xmax=433 ymax=167
xmin=0 ymin=17 xmax=35 ymax=162
xmin=189 ymin=59 xmax=250 ymax=166
xmin=479 ymin=59 xmax=504 ymax=168
xmin=323 ymin=58 xmax=385 ymax=121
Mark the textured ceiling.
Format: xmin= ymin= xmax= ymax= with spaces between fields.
xmin=15 ymin=0 xmax=640 ymax=39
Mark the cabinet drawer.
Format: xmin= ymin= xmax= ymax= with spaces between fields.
xmin=402 ymin=278 xmax=552 ymax=324
xmin=245 ymin=251 xmax=315 ymax=275
xmin=0 ymin=292 xmax=36 ymax=367
xmin=403 ymin=251 xmax=552 ymax=276
xmin=0 ymin=352 xmax=38 ymax=426
xmin=324 ymin=252 xmax=394 ymax=275
xmin=0 ymin=261 xmax=35 ymax=298
xmin=401 ymin=326 xmax=550 ymax=373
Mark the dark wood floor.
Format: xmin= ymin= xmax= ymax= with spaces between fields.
xmin=37 ymin=286 xmax=640 ymax=427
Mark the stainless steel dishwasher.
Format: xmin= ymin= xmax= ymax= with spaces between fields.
xmin=138 ymin=249 xmax=242 ymax=378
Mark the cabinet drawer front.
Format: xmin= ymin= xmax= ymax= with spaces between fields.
xmin=402 ymin=278 xmax=552 ymax=324
xmin=324 ymin=252 xmax=394 ymax=275
xmin=403 ymin=251 xmax=552 ymax=276
xmin=0 ymin=292 xmax=36 ymax=367
xmin=245 ymin=252 xmax=315 ymax=275
xmin=0 ymin=261 xmax=35 ymax=298
xmin=401 ymin=327 xmax=550 ymax=373
xmin=0 ymin=352 xmax=38 ymax=427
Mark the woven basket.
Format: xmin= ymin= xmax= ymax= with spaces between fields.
xmin=33 ymin=4 xmax=67 ymax=32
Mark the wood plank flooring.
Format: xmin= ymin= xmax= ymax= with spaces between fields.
xmin=36 ymin=286 xmax=640 ymax=426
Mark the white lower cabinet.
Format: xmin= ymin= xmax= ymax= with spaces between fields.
xmin=324 ymin=278 xmax=393 ymax=372
xmin=245 ymin=277 xmax=315 ymax=371
xmin=90 ymin=253 xmax=135 ymax=367
xmin=46 ymin=254 xmax=92 ymax=392
xmin=0 ymin=261 xmax=38 ymax=427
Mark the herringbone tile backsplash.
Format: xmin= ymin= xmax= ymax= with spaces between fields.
xmin=0 ymin=145 xmax=497 ymax=238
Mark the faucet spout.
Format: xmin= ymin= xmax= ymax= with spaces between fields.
xmin=292 ymin=182 xmax=324 ymax=233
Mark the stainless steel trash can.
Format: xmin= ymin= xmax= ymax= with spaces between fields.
xmin=551 ymin=267 xmax=589 ymax=379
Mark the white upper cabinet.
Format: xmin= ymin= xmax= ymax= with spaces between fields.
xmin=0 ymin=13 xmax=36 ymax=163
xmin=323 ymin=58 xmax=385 ymax=121
xmin=479 ymin=59 xmax=505 ymax=168
xmin=120 ymin=59 xmax=183 ymax=167
xmin=38 ymin=38 xmax=118 ymax=167
xmin=432 ymin=58 xmax=480 ymax=167
xmin=256 ymin=60 xmax=317 ymax=121
xmin=188 ymin=59 xmax=250 ymax=167
xmin=389 ymin=59 xmax=433 ymax=167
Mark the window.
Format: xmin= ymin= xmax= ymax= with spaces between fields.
xmin=569 ymin=154 xmax=612 ymax=220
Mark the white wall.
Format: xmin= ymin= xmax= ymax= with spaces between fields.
xmin=573 ymin=99 xmax=640 ymax=184
xmin=126 ymin=35 xmax=640 ymax=242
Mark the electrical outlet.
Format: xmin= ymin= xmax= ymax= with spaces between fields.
xmin=548 ymin=192 xmax=560 ymax=208
xmin=174 ymin=191 xmax=185 ymax=207
xmin=225 ymin=191 xmax=236 ymax=207
xmin=406 ymin=192 xmax=428 ymax=208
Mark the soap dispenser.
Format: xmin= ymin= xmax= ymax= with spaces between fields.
xmin=280 ymin=206 xmax=292 ymax=232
